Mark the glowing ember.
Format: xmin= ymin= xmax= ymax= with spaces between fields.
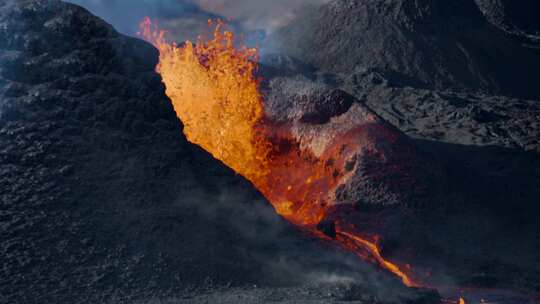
xmin=139 ymin=17 xmax=416 ymax=287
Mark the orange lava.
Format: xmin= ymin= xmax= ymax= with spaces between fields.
xmin=139 ymin=18 xmax=417 ymax=287
xmin=337 ymin=230 xmax=414 ymax=287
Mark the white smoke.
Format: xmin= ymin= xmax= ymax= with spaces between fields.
xmin=193 ymin=0 xmax=331 ymax=32
xmin=68 ymin=0 xmax=330 ymax=35
xmin=68 ymin=0 xmax=330 ymax=58
xmin=67 ymin=0 xmax=215 ymax=39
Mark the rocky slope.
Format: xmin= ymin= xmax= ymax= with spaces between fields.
xmin=270 ymin=0 xmax=540 ymax=154
xmin=341 ymin=69 xmax=540 ymax=153
xmin=475 ymin=0 xmax=540 ymax=37
xmin=262 ymin=56 xmax=540 ymax=290
xmin=274 ymin=0 xmax=540 ymax=99
xmin=3 ymin=0 xmax=540 ymax=302
xmin=265 ymin=0 xmax=540 ymax=293
xmin=262 ymin=75 xmax=443 ymax=209
xmin=0 ymin=1 xmax=426 ymax=303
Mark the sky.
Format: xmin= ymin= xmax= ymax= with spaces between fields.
xmin=193 ymin=0 xmax=329 ymax=31
xmin=67 ymin=0 xmax=214 ymax=40
xmin=68 ymin=0 xmax=329 ymax=39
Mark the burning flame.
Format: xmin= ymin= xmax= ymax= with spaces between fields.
xmin=139 ymin=17 xmax=417 ymax=287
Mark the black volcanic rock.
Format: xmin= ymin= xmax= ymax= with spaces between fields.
xmin=264 ymin=77 xmax=354 ymax=124
xmin=263 ymin=76 xmax=443 ymax=208
xmin=262 ymin=70 xmax=540 ymax=293
xmin=274 ymin=0 xmax=540 ymax=99
xmin=264 ymin=2 xmax=540 ymax=292
xmin=1 ymin=1 xmax=417 ymax=303
xmin=342 ymin=70 xmax=540 ymax=152
xmin=475 ymin=0 xmax=540 ymax=37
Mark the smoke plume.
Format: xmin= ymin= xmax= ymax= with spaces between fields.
xmin=68 ymin=0 xmax=329 ymax=41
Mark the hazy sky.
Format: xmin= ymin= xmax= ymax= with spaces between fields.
xmin=194 ymin=0 xmax=330 ymax=31
xmin=68 ymin=0 xmax=329 ymax=35
xmin=68 ymin=0 xmax=213 ymax=35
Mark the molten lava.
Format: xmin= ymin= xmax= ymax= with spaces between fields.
xmin=139 ymin=18 xmax=416 ymax=287
xmin=337 ymin=230 xmax=413 ymax=287
xmin=139 ymin=18 xmax=269 ymax=183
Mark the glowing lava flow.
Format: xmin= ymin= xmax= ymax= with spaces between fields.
xmin=139 ymin=18 xmax=416 ymax=287
xmin=337 ymin=230 xmax=413 ymax=287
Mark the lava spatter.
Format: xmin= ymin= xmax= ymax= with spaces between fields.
xmin=139 ymin=17 xmax=417 ymax=288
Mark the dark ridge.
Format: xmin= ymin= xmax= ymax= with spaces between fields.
xmin=274 ymin=0 xmax=540 ymax=99
xmin=475 ymin=0 xmax=540 ymax=37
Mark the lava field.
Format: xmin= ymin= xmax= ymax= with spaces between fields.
xmin=1 ymin=0 xmax=540 ymax=303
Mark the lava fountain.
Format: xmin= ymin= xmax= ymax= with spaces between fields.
xmin=139 ymin=18 xmax=416 ymax=288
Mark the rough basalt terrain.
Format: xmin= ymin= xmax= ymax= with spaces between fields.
xmin=262 ymin=54 xmax=540 ymax=291
xmin=274 ymin=0 xmax=540 ymax=100
xmin=3 ymin=0 xmax=540 ymax=303
xmin=341 ymin=69 xmax=540 ymax=153
xmin=263 ymin=75 xmax=443 ymax=208
xmin=267 ymin=0 xmax=540 ymax=293
xmin=474 ymin=0 xmax=540 ymax=39
xmin=0 ymin=1 xmax=435 ymax=303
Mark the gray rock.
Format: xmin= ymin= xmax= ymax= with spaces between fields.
xmin=342 ymin=70 xmax=540 ymax=152
xmin=265 ymin=2 xmax=540 ymax=292
xmin=273 ymin=0 xmax=540 ymax=99
xmin=264 ymin=76 xmax=442 ymax=208
xmin=475 ymin=0 xmax=540 ymax=37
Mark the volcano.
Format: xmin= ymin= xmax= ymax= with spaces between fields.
xmin=2 ymin=0 xmax=540 ymax=303
xmin=0 ymin=1 xmax=436 ymax=303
